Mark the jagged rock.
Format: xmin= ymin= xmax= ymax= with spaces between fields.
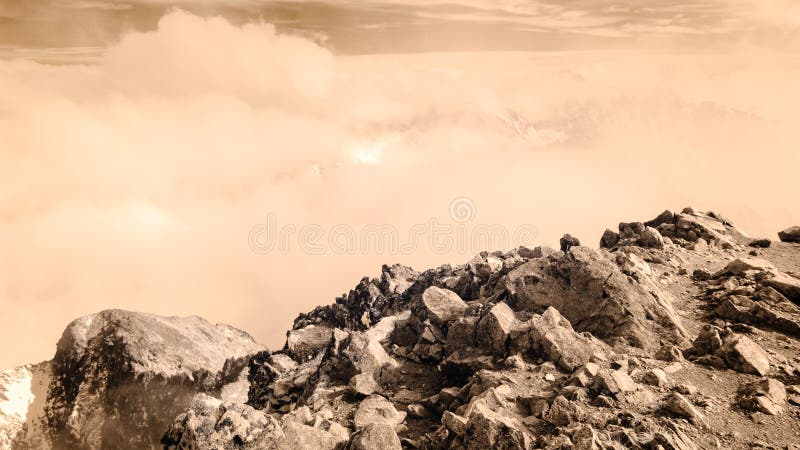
xmin=342 ymin=313 xmax=405 ymax=378
xmin=618 ymin=222 xmax=664 ymax=248
xmin=560 ymin=234 xmax=580 ymax=253
xmin=45 ymin=310 xmax=263 ymax=450
xmin=503 ymin=247 xmax=688 ymax=348
xmin=349 ymin=423 xmax=401 ymax=450
xmin=350 ymin=373 xmax=380 ymax=396
xmin=476 ymin=302 xmax=515 ymax=355
xmin=353 ymin=395 xmax=406 ymax=430
xmin=593 ymin=369 xmax=637 ymax=397
xmin=568 ymin=362 xmax=600 ymax=388
xmin=379 ymin=264 xmax=419 ymax=295
xmin=687 ymin=326 xmax=770 ymax=376
xmin=293 ymin=264 xmax=418 ymax=332
xmin=763 ymin=272 xmax=800 ymax=303
xmin=719 ymin=257 xmax=776 ymax=277
xmin=652 ymin=428 xmax=699 ymax=450
xmin=656 ymin=344 xmax=685 ymax=362
xmin=544 ymin=395 xmax=586 ymax=426
xmin=713 ymin=293 xmax=800 ymax=337
xmin=420 ymin=286 xmax=468 ymax=326
xmin=779 ymin=226 xmax=800 ymax=243
xmin=286 ymin=325 xmax=333 ymax=362
xmin=718 ymin=334 xmax=770 ymax=376
xmin=645 ymin=210 xmax=676 ymax=228
xmin=665 ymin=393 xmax=706 ymax=426
xmin=642 ymin=368 xmax=668 ymax=387
xmin=600 ymin=229 xmax=620 ymax=249
xmin=529 ymin=307 xmax=606 ymax=371
xmin=162 ymin=394 xmax=284 ymax=449
xmin=738 ymin=378 xmax=786 ymax=415
xmin=442 ymin=411 xmax=468 ymax=436
xmin=463 ymin=400 xmax=534 ymax=449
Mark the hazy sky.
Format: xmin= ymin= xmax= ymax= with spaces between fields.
xmin=1 ymin=1 xmax=798 ymax=368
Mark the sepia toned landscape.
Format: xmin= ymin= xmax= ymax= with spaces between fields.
xmin=1 ymin=1 xmax=799 ymax=449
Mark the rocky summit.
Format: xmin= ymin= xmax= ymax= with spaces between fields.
xmin=3 ymin=207 xmax=800 ymax=450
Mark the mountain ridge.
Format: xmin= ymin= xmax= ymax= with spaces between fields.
xmin=2 ymin=207 xmax=800 ymax=449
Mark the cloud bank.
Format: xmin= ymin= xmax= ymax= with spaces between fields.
xmin=1 ymin=10 xmax=798 ymax=368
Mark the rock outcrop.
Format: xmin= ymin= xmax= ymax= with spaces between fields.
xmin=5 ymin=206 xmax=800 ymax=450
xmin=779 ymin=226 xmax=800 ymax=243
xmin=4 ymin=310 xmax=264 ymax=450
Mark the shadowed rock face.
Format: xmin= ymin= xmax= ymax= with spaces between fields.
xmin=43 ymin=310 xmax=263 ymax=450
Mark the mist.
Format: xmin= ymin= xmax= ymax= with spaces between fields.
xmin=1 ymin=8 xmax=798 ymax=369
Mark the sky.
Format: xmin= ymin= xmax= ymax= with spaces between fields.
xmin=0 ymin=0 xmax=799 ymax=369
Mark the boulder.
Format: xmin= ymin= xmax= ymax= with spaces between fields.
xmin=544 ymin=395 xmax=586 ymax=427
xmin=779 ymin=226 xmax=800 ymax=243
xmin=645 ymin=210 xmax=675 ymax=228
xmin=529 ymin=307 xmax=606 ymax=372
xmin=476 ymin=302 xmax=516 ymax=355
xmin=286 ymin=325 xmax=333 ymax=362
xmin=719 ymin=257 xmax=776 ymax=277
xmin=353 ymin=395 xmax=406 ymax=430
xmin=421 ymin=286 xmax=468 ymax=325
xmin=642 ymin=368 xmax=668 ymax=387
xmin=349 ymin=423 xmax=401 ymax=450
xmin=463 ymin=400 xmax=534 ymax=449
xmin=503 ymin=247 xmax=688 ymax=348
xmin=350 ymin=373 xmax=380 ymax=396
xmin=762 ymin=273 xmax=800 ymax=303
xmin=599 ymin=229 xmax=620 ymax=249
xmin=718 ymin=334 xmax=770 ymax=376
xmin=593 ymin=369 xmax=638 ymax=397
xmin=441 ymin=411 xmax=468 ymax=436
xmin=46 ymin=310 xmax=263 ymax=450
xmin=618 ymin=222 xmax=664 ymax=248
xmin=446 ymin=316 xmax=478 ymax=352
xmin=665 ymin=393 xmax=706 ymax=426
xmin=738 ymin=378 xmax=786 ymax=415
xmin=560 ymin=234 xmax=581 ymax=253
xmin=341 ymin=313 xmax=405 ymax=378
xmin=749 ymin=239 xmax=772 ymax=248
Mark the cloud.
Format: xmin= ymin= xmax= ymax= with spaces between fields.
xmin=0 ymin=10 xmax=799 ymax=369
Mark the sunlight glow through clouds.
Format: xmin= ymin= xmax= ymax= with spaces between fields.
xmin=0 ymin=7 xmax=798 ymax=369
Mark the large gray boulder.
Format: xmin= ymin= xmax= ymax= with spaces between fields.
xmin=421 ymin=287 xmax=468 ymax=325
xmin=529 ymin=307 xmax=607 ymax=371
xmin=502 ymin=247 xmax=688 ymax=348
xmin=286 ymin=325 xmax=333 ymax=362
xmin=45 ymin=310 xmax=263 ymax=450
xmin=475 ymin=302 xmax=515 ymax=355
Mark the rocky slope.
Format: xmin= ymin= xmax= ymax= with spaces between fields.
xmin=3 ymin=207 xmax=800 ymax=450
